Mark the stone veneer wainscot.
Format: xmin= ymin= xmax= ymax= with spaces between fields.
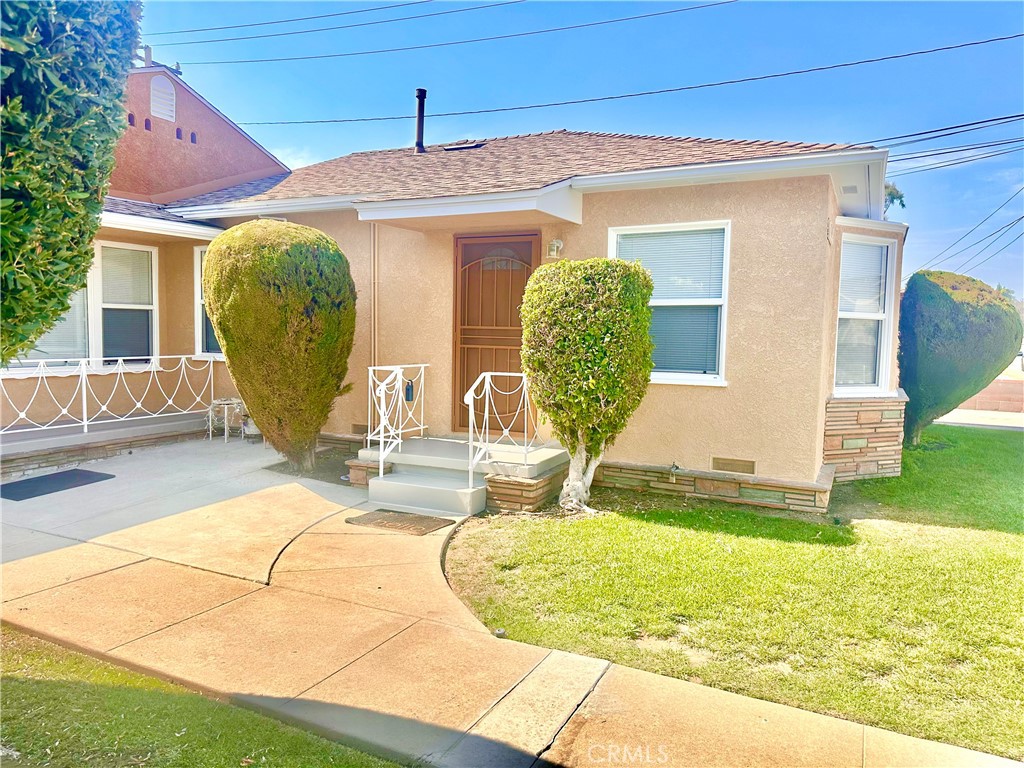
xmin=823 ymin=391 xmax=908 ymax=481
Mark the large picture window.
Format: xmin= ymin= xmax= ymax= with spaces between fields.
xmin=194 ymin=247 xmax=222 ymax=357
xmin=611 ymin=222 xmax=729 ymax=385
xmin=835 ymin=236 xmax=895 ymax=391
xmin=24 ymin=289 xmax=89 ymax=361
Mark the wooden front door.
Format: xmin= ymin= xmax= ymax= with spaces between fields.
xmin=454 ymin=233 xmax=540 ymax=431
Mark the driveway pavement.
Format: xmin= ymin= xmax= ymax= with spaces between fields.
xmin=1 ymin=440 xmax=1017 ymax=767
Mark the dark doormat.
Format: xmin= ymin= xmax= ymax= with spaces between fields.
xmin=1 ymin=468 xmax=115 ymax=501
xmin=346 ymin=509 xmax=455 ymax=536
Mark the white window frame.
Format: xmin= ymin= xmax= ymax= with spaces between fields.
xmin=833 ymin=232 xmax=898 ymax=398
xmin=91 ymin=240 xmax=160 ymax=366
xmin=193 ymin=246 xmax=225 ymax=360
xmin=608 ymin=220 xmax=730 ymax=387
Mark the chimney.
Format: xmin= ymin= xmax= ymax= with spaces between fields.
xmin=143 ymin=45 xmax=153 ymax=66
xmin=415 ymin=88 xmax=427 ymax=153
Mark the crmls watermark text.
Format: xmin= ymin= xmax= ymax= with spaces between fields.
xmin=587 ymin=744 xmax=671 ymax=764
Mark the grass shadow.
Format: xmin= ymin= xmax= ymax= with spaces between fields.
xmin=830 ymin=425 xmax=1023 ymax=535
xmin=584 ymin=488 xmax=857 ymax=547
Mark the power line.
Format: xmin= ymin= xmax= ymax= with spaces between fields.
xmin=953 ymin=216 xmax=1024 ymax=273
xmin=155 ymin=1 xmax=524 ymax=47
xmin=145 ymin=0 xmax=432 ymax=37
xmin=184 ymin=0 xmax=770 ymax=66
xmin=887 ymin=145 xmax=1022 ymax=177
xmin=880 ymin=116 xmax=1024 ymax=149
xmin=910 ymin=215 xmax=1024 ymax=278
xmin=888 ymin=136 xmax=1024 ymax=161
xmin=865 ymin=114 xmax=1024 ymax=145
xmin=232 ymin=32 xmax=1023 ymax=122
xmin=959 ymin=230 xmax=1024 ymax=275
xmin=911 ymin=186 xmax=1024 ymax=275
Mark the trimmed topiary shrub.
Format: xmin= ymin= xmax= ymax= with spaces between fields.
xmin=1 ymin=1 xmax=140 ymax=364
xmin=899 ymin=270 xmax=1023 ymax=445
xmin=521 ymin=258 xmax=654 ymax=509
xmin=203 ymin=220 xmax=357 ymax=472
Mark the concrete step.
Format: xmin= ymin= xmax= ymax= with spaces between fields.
xmin=359 ymin=437 xmax=568 ymax=479
xmin=368 ymin=471 xmax=487 ymax=516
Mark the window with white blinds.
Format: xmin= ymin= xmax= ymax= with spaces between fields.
xmin=16 ymin=243 xmax=158 ymax=366
xmin=194 ymin=247 xmax=222 ymax=355
xmin=612 ymin=223 xmax=728 ymax=383
xmin=100 ymin=245 xmax=155 ymax=361
xmin=23 ymin=289 xmax=89 ymax=361
xmin=836 ymin=237 xmax=892 ymax=389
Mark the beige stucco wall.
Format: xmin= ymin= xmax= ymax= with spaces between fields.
xmin=530 ymin=176 xmax=834 ymax=483
xmin=204 ymin=174 xmax=904 ymax=486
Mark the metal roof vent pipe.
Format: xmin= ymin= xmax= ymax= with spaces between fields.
xmin=415 ymin=88 xmax=427 ymax=153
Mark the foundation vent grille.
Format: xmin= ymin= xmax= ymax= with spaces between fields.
xmin=712 ymin=457 xmax=756 ymax=475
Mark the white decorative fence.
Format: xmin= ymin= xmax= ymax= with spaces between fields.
xmin=1 ymin=356 xmax=215 ymax=435
xmin=367 ymin=364 xmax=428 ymax=477
xmin=464 ymin=372 xmax=538 ymax=486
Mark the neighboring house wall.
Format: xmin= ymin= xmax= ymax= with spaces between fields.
xmin=0 ymin=227 xmax=236 ymax=431
xmin=109 ymin=69 xmax=286 ymax=205
xmin=958 ymin=363 xmax=1024 ymax=412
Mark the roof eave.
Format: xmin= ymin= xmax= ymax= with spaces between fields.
xmin=571 ymin=148 xmax=889 ymax=219
xmin=101 ymin=211 xmax=224 ymax=240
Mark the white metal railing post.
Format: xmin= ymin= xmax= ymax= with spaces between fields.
xmin=79 ymin=360 xmax=89 ymax=433
xmin=367 ymin=364 xmax=429 ymax=478
xmin=464 ymin=371 xmax=541 ymax=489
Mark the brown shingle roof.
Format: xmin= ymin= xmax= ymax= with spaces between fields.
xmin=170 ymin=129 xmax=861 ymax=208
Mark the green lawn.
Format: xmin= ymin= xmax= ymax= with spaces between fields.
xmin=0 ymin=628 xmax=402 ymax=768
xmin=445 ymin=425 xmax=1024 ymax=760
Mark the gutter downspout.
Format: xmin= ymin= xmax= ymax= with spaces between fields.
xmin=370 ymin=221 xmax=379 ymax=368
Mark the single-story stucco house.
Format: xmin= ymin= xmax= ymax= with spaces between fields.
xmin=2 ymin=64 xmax=909 ymax=516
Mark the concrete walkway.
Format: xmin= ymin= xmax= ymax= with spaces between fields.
xmin=1 ymin=441 xmax=1018 ymax=767
xmin=936 ymin=407 xmax=1024 ymax=431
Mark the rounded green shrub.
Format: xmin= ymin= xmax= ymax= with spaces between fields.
xmin=1 ymin=0 xmax=140 ymax=364
xmin=899 ymin=270 xmax=1023 ymax=445
xmin=521 ymin=257 xmax=654 ymax=509
xmin=203 ymin=220 xmax=357 ymax=472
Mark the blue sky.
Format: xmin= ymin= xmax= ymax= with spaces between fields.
xmin=142 ymin=1 xmax=1024 ymax=294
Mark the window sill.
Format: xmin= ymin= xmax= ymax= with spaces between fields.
xmin=831 ymin=387 xmax=903 ymax=400
xmin=192 ymin=353 xmax=226 ymax=362
xmin=650 ymin=372 xmax=727 ymax=387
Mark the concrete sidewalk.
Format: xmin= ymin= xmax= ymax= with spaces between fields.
xmin=1 ymin=449 xmax=1017 ymax=767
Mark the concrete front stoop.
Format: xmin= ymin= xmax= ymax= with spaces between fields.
xmin=355 ymin=436 xmax=570 ymax=517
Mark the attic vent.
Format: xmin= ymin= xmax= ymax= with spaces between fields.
xmin=150 ymin=75 xmax=176 ymax=121
xmin=712 ymin=457 xmax=756 ymax=475
xmin=441 ymin=142 xmax=486 ymax=151
xmin=841 ymin=184 xmax=859 ymax=195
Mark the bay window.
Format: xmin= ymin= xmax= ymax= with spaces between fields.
xmin=835 ymin=235 xmax=896 ymax=392
xmin=194 ymin=246 xmax=222 ymax=357
xmin=611 ymin=221 xmax=729 ymax=385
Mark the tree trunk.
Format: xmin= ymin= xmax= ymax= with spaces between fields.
xmin=559 ymin=437 xmax=604 ymax=512
xmin=290 ymin=443 xmax=317 ymax=474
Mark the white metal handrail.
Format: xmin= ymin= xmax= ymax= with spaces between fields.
xmin=1 ymin=356 xmax=215 ymax=434
xmin=367 ymin=364 xmax=428 ymax=477
xmin=463 ymin=372 xmax=538 ymax=487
